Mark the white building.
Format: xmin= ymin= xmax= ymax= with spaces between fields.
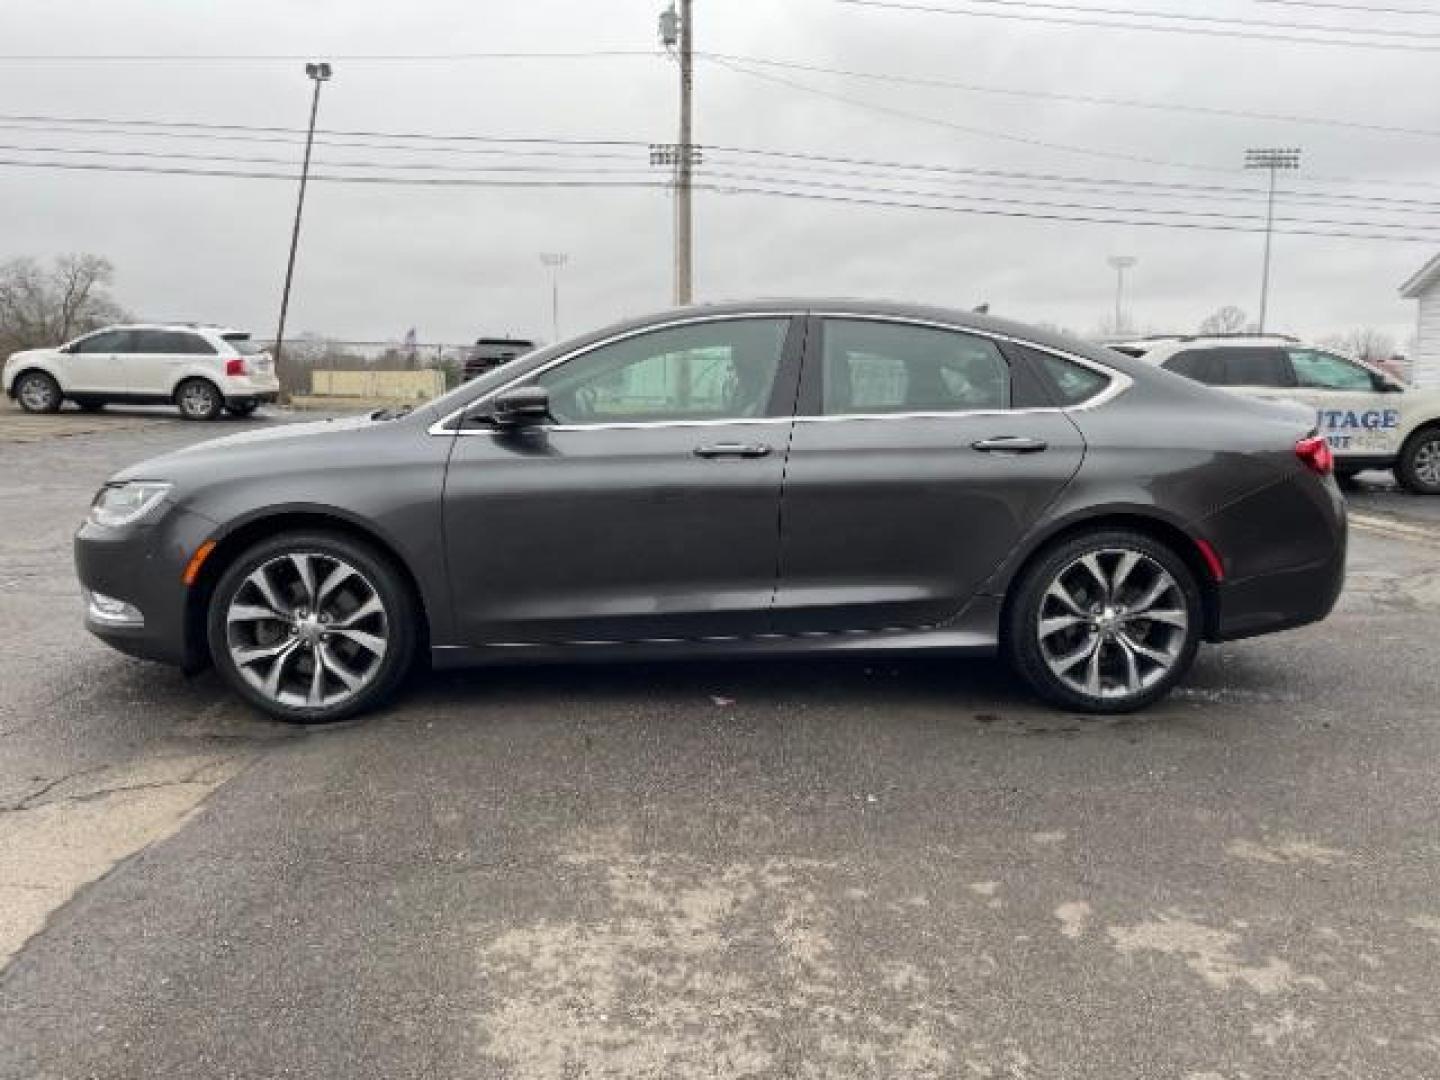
xmin=1400 ymin=253 xmax=1440 ymax=388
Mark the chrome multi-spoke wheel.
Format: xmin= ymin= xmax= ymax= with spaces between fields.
xmin=1037 ymin=548 xmax=1188 ymax=701
xmin=1008 ymin=531 xmax=1201 ymax=713
xmin=16 ymin=372 xmax=62 ymax=413
xmin=213 ymin=541 xmax=417 ymax=728
xmin=176 ymin=378 xmax=222 ymax=420
xmin=1399 ymin=429 xmax=1440 ymax=494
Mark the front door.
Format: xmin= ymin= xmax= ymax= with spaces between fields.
xmin=1284 ymin=347 xmax=1405 ymax=458
xmin=442 ymin=315 xmax=804 ymax=644
xmin=64 ymin=329 xmax=132 ymax=394
xmin=773 ymin=317 xmax=1086 ymax=634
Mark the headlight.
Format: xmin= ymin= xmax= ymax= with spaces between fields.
xmin=88 ymin=481 xmax=173 ymax=528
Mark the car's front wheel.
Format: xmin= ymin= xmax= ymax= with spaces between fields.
xmin=14 ymin=371 xmax=63 ymax=413
xmin=1006 ymin=529 xmax=1203 ymax=713
xmin=1396 ymin=426 xmax=1440 ymax=495
xmin=175 ymin=378 xmax=223 ymax=421
xmin=207 ymin=532 xmax=419 ymax=723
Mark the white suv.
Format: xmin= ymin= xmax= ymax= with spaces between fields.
xmin=3 ymin=323 xmax=280 ymax=421
xmin=1112 ymin=333 xmax=1440 ymax=494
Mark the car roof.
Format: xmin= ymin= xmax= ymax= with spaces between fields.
xmin=86 ymin=323 xmax=247 ymax=336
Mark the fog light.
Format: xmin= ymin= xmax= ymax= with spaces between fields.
xmin=86 ymin=590 xmax=144 ymax=627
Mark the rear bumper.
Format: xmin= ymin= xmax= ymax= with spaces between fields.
xmin=1205 ymin=475 xmax=1348 ymax=642
xmin=224 ymin=390 xmax=279 ymax=407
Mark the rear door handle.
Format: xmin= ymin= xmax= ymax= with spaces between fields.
xmin=693 ymin=442 xmax=772 ymax=459
xmin=971 ymin=435 xmax=1048 ymax=454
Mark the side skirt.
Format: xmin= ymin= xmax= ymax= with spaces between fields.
xmin=430 ymin=597 xmax=1003 ymax=669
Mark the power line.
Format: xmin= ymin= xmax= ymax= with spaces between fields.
xmin=2 ymin=155 xmax=1436 ymax=243
xmin=4 ymin=108 xmax=1438 ymax=207
xmin=3 ymin=131 xmax=1435 ymax=215
xmin=832 ymin=0 xmax=1440 ymax=51
xmin=1255 ymin=0 xmax=1440 ymax=14
xmin=708 ymin=55 xmax=1231 ymax=175
xmin=702 ymin=51 xmax=1440 ymax=140
xmin=0 ymin=49 xmax=662 ymax=63
xmin=709 ymin=56 xmax=1440 ymax=195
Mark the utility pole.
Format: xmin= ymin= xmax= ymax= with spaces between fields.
xmin=657 ymin=2 xmax=696 ymax=305
xmin=539 ymin=252 xmax=568 ymax=342
xmin=1107 ymin=255 xmax=1137 ymax=336
xmin=1244 ymin=147 xmax=1301 ymax=333
xmin=273 ymin=61 xmax=332 ymax=381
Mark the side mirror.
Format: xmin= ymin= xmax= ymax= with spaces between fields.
xmin=489 ymin=385 xmax=551 ymax=425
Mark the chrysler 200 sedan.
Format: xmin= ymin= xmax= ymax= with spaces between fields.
xmin=74 ymin=300 xmax=1346 ymax=723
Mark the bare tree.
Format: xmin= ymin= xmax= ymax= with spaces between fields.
xmin=1320 ymin=328 xmax=1397 ymax=365
xmin=0 ymin=254 xmax=127 ymax=356
xmin=1197 ymin=305 xmax=1250 ymax=335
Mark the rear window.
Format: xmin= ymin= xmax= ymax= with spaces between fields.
xmin=222 ymin=334 xmax=265 ymax=355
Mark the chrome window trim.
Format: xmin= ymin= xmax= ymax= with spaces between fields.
xmin=430 ymin=309 xmax=1132 ymax=436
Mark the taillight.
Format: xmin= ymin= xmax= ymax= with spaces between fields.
xmin=225 ymin=358 xmax=247 ymax=377
xmin=1295 ymin=435 xmax=1334 ymax=476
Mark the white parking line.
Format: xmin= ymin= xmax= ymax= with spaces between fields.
xmin=1350 ymin=512 xmax=1440 ymax=547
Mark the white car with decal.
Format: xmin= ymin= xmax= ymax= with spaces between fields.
xmin=1110 ymin=334 xmax=1440 ymax=494
xmin=3 ymin=323 xmax=279 ymax=421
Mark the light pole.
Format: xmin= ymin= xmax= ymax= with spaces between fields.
xmin=273 ymin=61 xmax=332 ymax=382
xmin=1244 ymin=147 xmax=1301 ymax=333
xmin=539 ymin=252 xmax=568 ymax=342
xmin=1107 ymin=255 xmax=1137 ymax=336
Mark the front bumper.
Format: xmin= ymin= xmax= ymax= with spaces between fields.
xmin=74 ymin=504 xmax=216 ymax=669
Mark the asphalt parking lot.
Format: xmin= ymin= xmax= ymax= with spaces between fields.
xmin=2 ymin=404 xmax=1439 ymax=1079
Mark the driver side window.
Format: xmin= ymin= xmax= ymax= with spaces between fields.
xmin=531 ymin=318 xmax=790 ymax=425
xmin=1288 ymin=349 xmax=1375 ymax=392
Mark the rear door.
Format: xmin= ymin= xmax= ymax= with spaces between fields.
xmin=128 ymin=329 xmax=218 ymax=396
xmin=442 ymin=314 xmax=804 ymax=644
xmin=1284 ymin=347 xmax=1403 ymax=457
xmin=771 ymin=316 xmax=1087 ymax=634
xmin=63 ymin=329 xmax=133 ymax=394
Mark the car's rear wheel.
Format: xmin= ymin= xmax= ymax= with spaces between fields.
xmin=1396 ymin=426 xmax=1440 ymax=495
xmin=14 ymin=371 xmax=63 ymax=413
xmin=1006 ymin=529 xmax=1203 ymax=713
xmin=175 ymin=378 xmax=223 ymax=421
xmin=206 ymin=532 xmax=418 ymax=723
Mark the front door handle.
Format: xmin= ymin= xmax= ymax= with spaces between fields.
xmin=971 ymin=435 xmax=1048 ymax=454
xmin=694 ymin=442 xmax=772 ymax=459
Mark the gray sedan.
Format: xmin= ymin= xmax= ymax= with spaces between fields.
xmin=74 ymin=300 xmax=1346 ymax=723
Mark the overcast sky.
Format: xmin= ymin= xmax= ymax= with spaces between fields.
xmin=1 ymin=0 xmax=1436 ymax=350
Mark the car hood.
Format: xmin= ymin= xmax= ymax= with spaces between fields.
xmin=5 ymin=347 xmax=55 ymax=366
xmin=111 ymin=413 xmax=398 ymax=484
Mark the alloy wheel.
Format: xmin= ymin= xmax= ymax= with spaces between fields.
xmin=178 ymin=381 xmax=219 ymax=419
xmin=1036 ymin=547 xmax=1189 ymax=701
xmin=1413 ymin=436 xmax=1440 ymax=489
xmin=224 ymin=552 xmax=389 ymax=709
xmin=18 ymin=374 xmax=58 ymax=412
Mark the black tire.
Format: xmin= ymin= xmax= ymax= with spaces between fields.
xmin=1005 ymin=528 xmax=1204 ymax=714
xmin=175 ymin=378 xmax=223 ymax=421
xmin=1395 ymin=426 xmax=1440 ymax=495
xmin=224 ymin=401 xmax=259 ymax=418
xmin=206 ymin=531 xmax=419 ymax=724
xmin=13 ymin=370 xmax=63 ymax=413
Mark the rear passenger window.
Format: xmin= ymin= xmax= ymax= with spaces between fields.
xmin=1163 ymin=350 xmax=1220 ymax=384
xmin=132 ymin=330 xmax=216 ymax=355
xmin=1033 ymin=352 xmax=1111 ymax=406
xmin=821 ymin=319 xmax=1010 ymax=415
xmin=1165 ymin=347 xmax=1292 ymax=388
